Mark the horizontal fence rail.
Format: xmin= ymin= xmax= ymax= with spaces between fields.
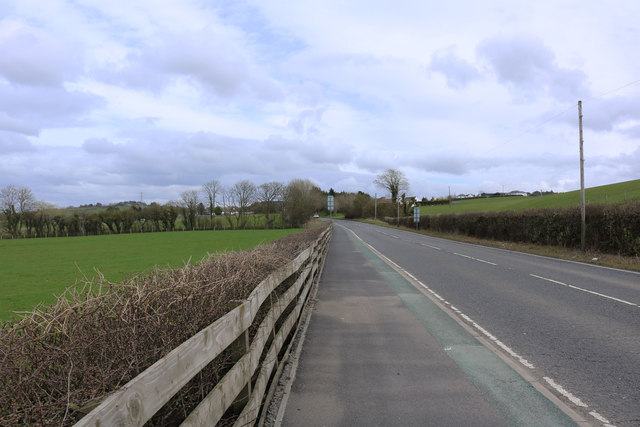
xmin=75 ymin=226 xmax=332 ymax=427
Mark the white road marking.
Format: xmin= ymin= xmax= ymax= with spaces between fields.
xmin=530 ymin=274 xmax=638 ymax=307
xmin=589 ymin=410 xmax=614 ymax=426
xmin=543 ymin=377 xmax=587 ymax=407
xmin=421 ymin=243 xmax=442 ymax=250
xmin=543 ymin=378 xmax=616 ymax=425
xmin=453 ymin=252 xmax=498 ymax=266
xmin=448 ymin=305 xmax=536 ymax=369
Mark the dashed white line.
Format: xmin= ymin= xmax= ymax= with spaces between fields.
xmin=542 ymin=377 xmax=615 ymax=426
xmin=421 ymin=243 xmax=442 ymax=250
xmin=589 ymin=410 xmax=614 ymax=426
xmin=448 ymin=305 xmax=535 ymax=369
xmin=530 ymin=274 xmax=638 ymax=307
xmin=453 ymin=252 xmax=498 ymax=266
xmin=543 ymin=377 xmax=588 ymax=407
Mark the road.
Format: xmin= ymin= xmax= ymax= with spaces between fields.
xmin=319 ymin=220 xmax=640 ymax=426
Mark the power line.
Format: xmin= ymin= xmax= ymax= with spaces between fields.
xmin=460 ymin=102 xmax=576 ymax=167
xmin=464 ymin=76 xmax=640 ymax=163
xmin=583 ymin=78 xmax=640 ymax=103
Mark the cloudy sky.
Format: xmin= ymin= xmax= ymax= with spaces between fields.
xmin=0 ymin=0 xmax=639 ymax=206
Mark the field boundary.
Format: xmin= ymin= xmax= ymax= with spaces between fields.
xmin=74 ymin=226 xmax=332 ymax=426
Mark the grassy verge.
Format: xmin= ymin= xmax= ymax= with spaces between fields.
xmin=358 ymin=219 xmax=640 ymax=272
xmin=0 ymin=229 xmax=300 ymax=321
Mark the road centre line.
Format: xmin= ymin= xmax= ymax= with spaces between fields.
xmin=453 ymin=252 xmax=498 ymax=266
xmin=530 ymin=274 xmax=638 ymax=307
xmin=421 ymin=243 xmax=442 ymax=250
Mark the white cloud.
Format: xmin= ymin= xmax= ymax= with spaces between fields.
xmin=0 ymin=19 xmax=81 ymax=87
xmin=429 ymin=47 xmax=481 ymax=89
xmin=0 ymin=112 xmax=39 ymax=136
xmin=0 ymin=0 xmax=638 ymax=206
xmin=0 ymin=131 xmax=35 ymax=153
xmin=477 ymin=34 xmax=590 ymax=102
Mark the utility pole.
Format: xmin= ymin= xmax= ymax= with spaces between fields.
xmin=579 ymin=100 xmax=586 ymax=251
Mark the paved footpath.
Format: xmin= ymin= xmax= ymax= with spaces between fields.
xmin=280 ymin=224 xmax=578 ymax=427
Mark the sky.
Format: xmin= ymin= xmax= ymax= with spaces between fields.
xmin=0 ymin=0 xmax=639 ymax=207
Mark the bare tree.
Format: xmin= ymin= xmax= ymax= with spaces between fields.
xmin=219 ymin=187 xmax=234 ymax=229
xmin=374 ymin=168 xmax=409 ymax=204
xmin=1 ymin=185 xmax=36 ymax=237
xmin=231 ymin=180 xmax=256 ymax=229
xmin=201 ymin=180 xmax=220 ymax=229
xmin=258 ymin=181 xmax=285 ymax=229
xmin=180 ymin=189 xmax=199 ymax=230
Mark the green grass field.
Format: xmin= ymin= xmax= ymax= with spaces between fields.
xmin=0 ymin=229 xmax=299 ymax=321
xmin=422 ymin=179 xmax=640 ymax=215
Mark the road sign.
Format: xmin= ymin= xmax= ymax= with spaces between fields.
xmin=413 ymin=206 xmax=420 ymax=230
xmin=328 ymin=195 xmax=334 ymax=215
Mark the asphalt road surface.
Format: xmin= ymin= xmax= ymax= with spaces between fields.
xmin=278 ymin=221 xmax=639 ymax=426
xmin=286 ymin=220 xmax=638 ymax=426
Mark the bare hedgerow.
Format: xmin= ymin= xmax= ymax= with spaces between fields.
xmin=0 ymin=224 xmax=328 ymax=426
xmin=390 ymin=202 xmax=640 ymax=256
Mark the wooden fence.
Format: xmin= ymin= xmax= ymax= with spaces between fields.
xmin=75 ymin=225 xmax=332 ymax=426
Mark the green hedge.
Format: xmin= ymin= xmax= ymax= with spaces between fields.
xmin=387 ymin=202 xmax=640 ymax=256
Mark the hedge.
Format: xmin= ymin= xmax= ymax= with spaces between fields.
xmin=386 ymin=202 xmax=640 ymax=256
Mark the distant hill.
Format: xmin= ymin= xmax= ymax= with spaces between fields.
xmin=422 ymin=179 xmax=640 ymax=215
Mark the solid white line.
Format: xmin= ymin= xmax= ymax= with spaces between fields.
xmin=530 ymin=274 xmax=638 ymax=307
xmin=543 ymin=377 xmax=588 ymax=407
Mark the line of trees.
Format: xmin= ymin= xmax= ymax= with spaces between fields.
xmin=0 ymin=201 xmax=180 ymax=238
xmin=182 ymin=178 xmax=325 ymax=230
xmin=0 ymin=178 xmax=328 ymax=238
xmin=1 ymin=169 xmax=414 ymax=238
